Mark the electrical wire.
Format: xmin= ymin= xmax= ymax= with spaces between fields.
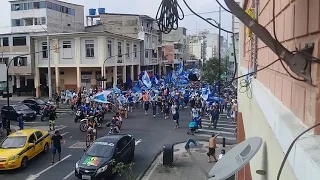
xmin=156 ymin=0 xmax=184 ymax=34
xmin=277 ymin=122 xmax=320 ymax=180
xmin=215 ymin=0 xmax=232 ymax=13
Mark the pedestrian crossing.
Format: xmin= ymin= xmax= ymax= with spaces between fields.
xmin=11 ymin=124 xmax=70 ymax=135
xmin=193 ymin=115 xmax=237 ymax=144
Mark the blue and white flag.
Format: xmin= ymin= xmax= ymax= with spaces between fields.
xmin=142 ymin=70 xmax=152 ymax=88
xmin=92 ymin=90 xmax=112 ymax=103
xmin=112 ymin=83 xmax=121 ymax=94
xmin=176 ymin=63 xmax=183 ymax=76
xmin=201 ymin=85 xmax=210 ymax=101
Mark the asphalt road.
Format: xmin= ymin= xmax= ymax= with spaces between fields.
xmin=0 ymin=104 xmax=214 ymax=180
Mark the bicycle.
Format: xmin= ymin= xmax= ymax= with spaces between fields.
xmin=85 ymin=127 xmax=97 ymax=148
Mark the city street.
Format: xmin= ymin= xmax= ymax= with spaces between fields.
xmin=0 ymin=100 xmax=237 ymax=180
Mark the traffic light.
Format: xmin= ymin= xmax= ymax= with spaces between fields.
xmin=53 ymin=44 xmax=59 ymax=53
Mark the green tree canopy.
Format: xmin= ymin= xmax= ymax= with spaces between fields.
xmin=201 ymin=57 xmax=227 ymax=84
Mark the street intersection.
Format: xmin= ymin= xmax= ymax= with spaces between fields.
xmin=0 ymin=102 xmax=237 ymax=180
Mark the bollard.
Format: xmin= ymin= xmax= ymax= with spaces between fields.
xmin=223 ymin=137 xmax=226 ymax=147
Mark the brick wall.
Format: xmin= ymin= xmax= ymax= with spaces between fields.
xmin=242 ymin=0 xmax=320 ymax=133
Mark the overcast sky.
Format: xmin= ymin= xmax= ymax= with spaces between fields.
xmin=0 ymin=0 xmax=232 ymax=39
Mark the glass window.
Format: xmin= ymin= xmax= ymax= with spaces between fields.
xmin=35 ymin=131 xmax=43 ymax=140
xmin=56 ymin=4 xmax=61 ymax=12
xmin=85 ymin=142 xmax=114 ymax=158
xmin=11 ymin=4 xmax=22 ymax=11
xmin=134 ymin=45 xmax=137 ymax=58
xmin=33 ymin=2 xmax=40 ymax=9
xmin=14 ymin=57 xmax=27 ymax=66
xmin=85 ymin=40 xmax=94 ymax=58
xmin=47 ymin=1 xmax=52 ymax=9
xmin=0 ymin=57 xmax=8 ymax=64
xmin=35 ymin=99 xmax=46 ymax=105
xmin=39 ymin=1 xmax=46 ymax=8
xmin=0 ymin=136 xmax=27 ymax=149
xmin=145 ymin=51 xmax=149 ymax=58
xmin=13 ymin=104 xmax=29 ymax=111
xmin=42 ymin=42 xmax=48 ymax=58
xmin=126 ymin=43 xmax=130 ymax=58
xmin=28 ymin=134 xmax=36 ymax=143
xmin=69 ymin=9 xmax=75 ymax=16
xmin=13 ymin=36 xmax=27 ymax=46
xmin=118 ymin=42 xmax=122 ymax=57
xmin=62 ymin=41 xmax=71 ymax=48
xmin=41 ymin=17 xmax=46 ymax=25
xmin=107 ymin=40 xmax=112 ymax=57
xmin=51 ymin=3 xmax=57 ymax=11
xmin=3 ymin=37 xmax=9 ymax=46
xmin=24 ymin=18 xmax=33 ymax=26
xmin=12 ymin=19 xmax=24 ymax=27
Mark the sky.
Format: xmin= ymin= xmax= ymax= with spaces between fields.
xmin=0 ymin=0 xmax=232 ymax=39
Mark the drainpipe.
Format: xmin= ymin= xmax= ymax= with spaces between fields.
xmin=253 ymin=0 xmax=259 ymax=77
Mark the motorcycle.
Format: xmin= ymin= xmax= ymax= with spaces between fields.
xmin=79 ymin=116 xmax=102 ymax=132
xmin=74 ymin=109 xmax=84 ymax=123
xmin=106 ymin=122 xmax=119 ymax=134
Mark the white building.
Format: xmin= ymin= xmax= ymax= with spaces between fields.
xmin=32 ymin=31 xmax=141 ymax=97
xmin=10 ymin=0 xmax=84 ymax=33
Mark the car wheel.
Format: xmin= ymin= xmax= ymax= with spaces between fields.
xmin=43 ymin=143 xmax=49 ymax=153
xmin=128 ymin=150 xmax=134 ymax=162
xmin=20 ymin=157 xmax=28 ymax=169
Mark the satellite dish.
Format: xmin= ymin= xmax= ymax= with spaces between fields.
xmin=208 ymin=137 xmax=262 ymax=180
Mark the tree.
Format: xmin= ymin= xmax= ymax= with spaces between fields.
xmin=201 ymin=57 xmax=227 ymax=84
xmin=110 ymin=160 xmax=135 ymax=180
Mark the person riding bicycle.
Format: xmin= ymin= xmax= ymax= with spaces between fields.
xmin=87 ymin=115 xmax=96 ymax=142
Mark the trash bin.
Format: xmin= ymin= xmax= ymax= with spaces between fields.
xmin=163 ymin=144 xmax=173 ymax=166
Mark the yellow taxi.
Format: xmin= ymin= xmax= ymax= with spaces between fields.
xmin=0 ymin=129 xmax=51 ymax=170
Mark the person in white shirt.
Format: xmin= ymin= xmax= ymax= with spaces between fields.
xmin=85 ymin=96 xmax=90 ymax=106
xmin=218 ymin=149 xmax=225 ymax=160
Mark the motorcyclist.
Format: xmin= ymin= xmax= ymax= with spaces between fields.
xmin=110 ymin=115 xmax=121 ymax=133
xmin=87 ymin=115 xmax=96 ymax=142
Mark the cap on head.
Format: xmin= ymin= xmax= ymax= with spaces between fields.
xmin=212 ymin=133 xmax=215 ymax=137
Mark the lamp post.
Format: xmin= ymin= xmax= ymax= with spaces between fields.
xmin=206 ymin=6 xmax=222 ymax=96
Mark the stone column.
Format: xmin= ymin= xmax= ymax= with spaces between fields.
xmin=77 ymin=67 xmax=81 ymax=92
xmin=130 ymin=65 xmax=134 ymax=81
xmin=35 ymin=67 xmax=41 ymax=97
xmin=137 ymin=65 xmax=141 ymax=80
xmin=91 ymin=71 xmax=97 ymax=87
xmin=16 ymin=75 xmax=20 ymax=96
xmin=55 ymin=67 xmax=60 ymax=94
xmin=113 ymin=66 xmax=117 ymax=85
xmin=122 ymin=66 xmax=126 ymax=83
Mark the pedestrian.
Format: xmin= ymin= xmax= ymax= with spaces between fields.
xmin=17 ymin=114 xmax=24 ymax=130
xmin=142 ymin=92 xmax=149 ymax=115
xmin=226 ymin=101 xmax=232 ymax=118
xmin=49 ymin=107 xmax=56 ymax=131
xmin=0 ymin=116 xmax=3 ymax=138
xmin=207 ymin=133 xmax=219 ymax=163
xmin=210 ymin=105 xmax=220 ymax=129
xmin=171 ymin=102 xmax=179 ymax=129
xmin=50 ymin=130 xmax=65 ymax=164
xmin=55 ymin=93 xmax=60 ymax=108
xmin=152 ymin=99 xmax=157 ymax=118
xmin=2 ymin=115 xmax=9 ymax=136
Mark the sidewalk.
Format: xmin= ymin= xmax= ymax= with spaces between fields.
xmin=141 ymin=141 xmax=234 ymax=180
xmin=0 ymin=95 xmax=49 ymax=102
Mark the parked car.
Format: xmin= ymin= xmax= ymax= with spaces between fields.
xmin=1 ymin=104 xmax=37 ymax=121
xmin=21 ymin=98 xmax=47 ymax=114
xmin=0 ymin=129 xmax=51 ymax=170
xmin=75 ymin=134 xmax=135 ymax=180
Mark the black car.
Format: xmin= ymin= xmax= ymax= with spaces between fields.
xmin=1 ymin=104 xmax=37 ymax=121
xmin=21 ymin=98 xmax=47 ymax=114
xmin=75 ymin=134 xmax=135 ymax=180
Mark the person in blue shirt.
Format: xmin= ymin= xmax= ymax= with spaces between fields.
xmin=17 ymin=114 xmax=24 ymax=130
xmin=127 ymin=93 xmax=134 ymax=112
xmin=210 ymin=105 xmax=220 ymax=129
xmin=187 ymin=120 xmax=197 ymax=135
xmin=84 ymin=105 xmax=90 ymax=116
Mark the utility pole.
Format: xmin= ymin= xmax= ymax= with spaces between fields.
xmin=218 ymin=6 xmax=221 ymax=97
xmin=253 ymin=0 xmax=259 ymax=76
xmin=47 ymin=35 xmax=52 ymax=100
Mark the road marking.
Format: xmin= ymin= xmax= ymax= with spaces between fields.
xmin=60 ymin=132 xmax=70 ymax=136
xmin=25 ymin=155 xmax=72 ymax=180
xmin=135 ymin=139 xmax=143 ymax=146
xmin=68 ymin=136 xmax=72 ymax=139
xmin=62 ymin=170 xmax=74 ymax=180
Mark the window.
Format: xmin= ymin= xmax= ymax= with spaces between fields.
xmin=56 ymin=4 xmax=61 ymax=12
xmin=126 ymin=43 xmax=130 ymax=58
xmin=13 ymin=36 xmax=26 ymax=46
xmin=34 ymin=18 xmax=40 ymax=25
xmin=118 ymin=42 xmax=122 ymax=57
xmin=35 ymin=131 xmax=43 ymax=139
xmin=47 ymin=1 xmax=52 ymax=9
xmin=41 ymin=17 xmax=46 ymax=25
xmin=62 ymin=41 xmax=72 ymax=58
xmin=39 ymin=1 xmax=46 ymax=8
xmin=14 ymin=57 xmax=27 ymax=66
xmin=24 ymin=3 xmax=33 ymax=10
xmin=42 ymin=42 xmax=48 ymax=58
xmin=134 ymin=45 xmax=137 ymax=58
xmin=12 ymin=19 xmax=24 ymax=27
xmin=33 ymin=2 xmax=40 ymax=9
xmin=107 ymin=40 xmax=112 ymax=57
xmin=24 ymin=18 xmax=33 ymax=26
xmin=11 ymin=4 xmax=22 ymax=11
xmin=85 ymin=40 xmax=94 ymax=58
xmin=231 ymin=53 xmax=234 ymax=56
xmin=3 ymin=37 xmax=9 ymax=46
xmin=28 ymin=134 xmax=36 ymax=143
xmin=69 ymin=9 xmax=75 ymax=16
xmin=51 ymin=3 xmax=57 ymax=11
xmin=0 ymin=57 xmax=8 ymax=64
xmin=145 ymin=51 xmax=149 ymax=58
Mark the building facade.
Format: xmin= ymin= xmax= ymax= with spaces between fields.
xmin=32 ymin=31 xmax=141 ymax=97
xmin=237 ymin=0 xmax=320 ymax=180
xmin=85 ymin=13 xmax=160 ymax=75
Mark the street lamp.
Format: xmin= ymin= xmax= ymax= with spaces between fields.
xmin=206 ymin=8 xmax=222 ymax=97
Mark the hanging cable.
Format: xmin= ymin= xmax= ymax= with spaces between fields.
xmin=156 ymin=0 xmax=184 ymax=34
xmin=277 ymin=122 xmax=320 ymax=180
xmin=215 ymin=0 xmax=232 ymax=13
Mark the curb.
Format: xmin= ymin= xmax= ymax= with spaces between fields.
xmin=136 ymin=139 xmax=229 ymax=180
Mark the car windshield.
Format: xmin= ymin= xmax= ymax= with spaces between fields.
xmin=86 ymin=142 xmax=114 ymax=158
xmin=35 ymin=99 xmax=46 ymax=105
xmin=0 ymin=136 xmax=27 ymax=149
xmin=13 ymin=104 xmax=30 ymax=111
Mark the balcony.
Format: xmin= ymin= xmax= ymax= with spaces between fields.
xmin=117 ymin=57 xmax=124 ymax=64
xmin=8 ymin=66 xmax=32 ymax=75
xmin=152 ymin=58 xmax=158 ymax=64
xmin=174 ymin=49 xmax=183 ymax=54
